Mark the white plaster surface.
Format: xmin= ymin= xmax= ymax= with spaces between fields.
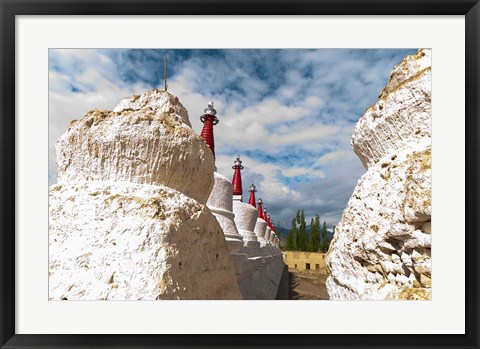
xmin=254 ymin=218 xmax=268 ymax=245
xmin=207 ymin=172 xmax=244 ymax=253
xmin=232 ymin=201 xmax=260 ymax=248
xmin=265 ymin=227 xmax=272 ymax=242
xmin=270 ymin=232 xmax=277 ymax=243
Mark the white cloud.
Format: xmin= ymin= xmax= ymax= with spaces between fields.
xmin=316 ymin=150 xmax=353 ymax=165
xmin=305 ymin=96 xmax=322 ymax=107
xmin=215 ymin=154 xmax=300 ymax=203
xmin=270 ymin=123 xmax=339 ymax=148
xmin=279 ymin=87 xmax=295 ymax=98
xmin=282 ymin=167 xmax=325 ymax=178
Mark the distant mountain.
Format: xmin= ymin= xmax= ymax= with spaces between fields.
xmin=277 ymin=226 xmax=290 ymax=239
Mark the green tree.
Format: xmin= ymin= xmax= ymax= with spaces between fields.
xmin=307 ymin=218 xmax=315 ymax=252
xmin=285 ymin=210 xmax=330 ymax=252
xmin=321 ymin=221 xmax=328 ymax=252
xmin=298 ymin=210 xmax=307 ymax=251
xmin=313 ymin=213 xmax=321 ymax=252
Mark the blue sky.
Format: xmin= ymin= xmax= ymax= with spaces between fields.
xmin=49 ymin=48 xmax=417 ymax=230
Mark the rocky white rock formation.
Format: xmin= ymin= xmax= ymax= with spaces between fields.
xmin=352 ymin=49 xmax=431 ymax=169
xmin=49 ymin=181 xmax=241 ymax=300
xmin=326 ymin=49 xmax=432 ymax=300
xmin=55 ymin=90 xmax=213 ymax=204
xmin=113 ymin=89 xmax=192 ymax=127
xmin=49 ymin=90 xmax=242 ymax=300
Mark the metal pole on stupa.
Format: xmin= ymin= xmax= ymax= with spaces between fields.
xmin=199 ymin=102 xmax=219 ymax=159
xmin=248 ymin=183 xmax=257 ymax=207
xmin=231 ymin=155 xmax=244 ymax=202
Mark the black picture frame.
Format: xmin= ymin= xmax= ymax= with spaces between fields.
xmin=1 ymin=1 xmax=479 ymax=348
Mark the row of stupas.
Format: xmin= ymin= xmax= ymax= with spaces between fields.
xmin=199 ymin=102 xmax=283 ymax=299
xmin=199 ymin=101 xmax=280 ymax=251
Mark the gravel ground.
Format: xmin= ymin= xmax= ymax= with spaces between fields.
xmin=288 ymin=271 xmax=330 ymax=300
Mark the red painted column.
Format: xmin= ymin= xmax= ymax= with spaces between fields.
xmin=231 ymin=155 xmax=244 ymax=200
xmin=248 ymin=183 xmax=256 ymax=207
xmin=199 ymin=102 xmax=219 ymax=159
xmin=257 ymin=198 xmax=264 ymax=219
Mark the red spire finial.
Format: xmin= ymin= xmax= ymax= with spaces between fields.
xmin=232 ymin=155 xmax=244 ymax=199
xmin=257 ymin=198 xmax=264 ymax=218
xmin=248 ymin=183 xmax=256 ymax=207
xmin=272 ymin=223 xmax=275 ymax=232
xmin=263 ymin=207 xmax=268 ymax=222
xmin=267 ymin=214 xmax=273 ymax=229
xmin=200 ymin=102 xmax=219 ymax=159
